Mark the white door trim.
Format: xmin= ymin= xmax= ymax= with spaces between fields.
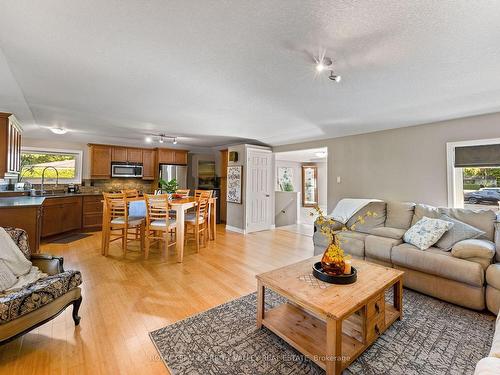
xmin=446 ymin=137 xmax=500 ymax=208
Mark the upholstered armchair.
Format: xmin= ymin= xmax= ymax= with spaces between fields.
xmin=0 ymin=227 xmax=82 ymax=344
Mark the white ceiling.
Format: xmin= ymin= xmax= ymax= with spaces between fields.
xmin=275 ymin=147 xmax=327 ymax=163
xmin=1 ymin=1 xmax=500 ymax=149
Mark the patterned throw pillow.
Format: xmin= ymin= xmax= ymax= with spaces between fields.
xmin=435 ymin=214 xmax=485 ymax=251
xmin=403 ymin=216 xmax=454 ymax=250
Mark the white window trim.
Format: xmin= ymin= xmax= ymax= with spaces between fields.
xmin=21 ymin=146 xmax=83 ymax=184
xmin=446 ymin=137 xmax=500 ymax=208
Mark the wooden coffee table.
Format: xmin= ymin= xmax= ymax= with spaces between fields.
xmin=256 ymin=255 xmax=404 ymax=375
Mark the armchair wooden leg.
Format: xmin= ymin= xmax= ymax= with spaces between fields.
xmin=72 ymin=296 xmax=82 ymax=326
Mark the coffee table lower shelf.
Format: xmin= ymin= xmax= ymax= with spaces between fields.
xmin=262 ymin=302 xmax=399 ymax=371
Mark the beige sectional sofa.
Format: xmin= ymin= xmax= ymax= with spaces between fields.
xmin=475 ymin=312 xmax=500 ymax=374
xmin=313 ymin=200 xmax=500 ymax=313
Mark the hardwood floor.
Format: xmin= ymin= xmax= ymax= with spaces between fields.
xmin=0 ymin=225 xmax=314 ymax=375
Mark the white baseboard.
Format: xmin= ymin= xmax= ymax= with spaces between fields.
xmin=225 ymin=225 xmax=246 ymax=234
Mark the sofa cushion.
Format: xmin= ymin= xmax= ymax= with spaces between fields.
xmin=452 ymin=239 xmax=496 ymax=260
xmin=334 ymin=230 xmax=368 ymax=258
xmin=495 ymin=222 xmax=500 ymax=262
xmin=439 ymin=207 xmax=497 ymax=241
xmin=436 ymin=215 xmax=485 ymax=251
xmin=0 ymin=270 xmax=82 ymax=324
xmin=466 ymin=257 xmax=493 ymax=271
xmin=487 ymin=264 xmax=500 ymax=291
xmin=491 ymin=312 xmax=500 ymax=358
xmin=391 ymin=243 xmax=484 ymax=287
xmin=365 ymin=235 xmax=402 ymax=263
xmin=3 ymin=227 xmax=30 ymax=259
xmin=385 ymin=201 xmax=415 ymax=230
xmin=346 ymin=201 xmax=386 ymax=234
xmin=474 ymin=357 xmax=500 ymax=374
xmin=411 ymin=204 xmax=440 ymax=226
xmin=403 ymin=217 xmax=454 ymax=250
xmin=370 ymin=227 xmax=406 ymax=240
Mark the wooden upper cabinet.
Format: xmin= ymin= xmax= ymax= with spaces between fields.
xmin=127 ymin=148 xmax=143 ymax=163
xmin=112 ymin=147 xmax=143 ymax=163
xmin=158 ymin=148 xmax=187 ymax=165
xmin=89 ymin=144 xmax=112 ymax=178
xmin=142 ymin=149 xmax=156 ymax=180
xmin=0 ymin=112 xmax=23 ymax=178
xmin=112 ymin=147 xmax=128 ymax=162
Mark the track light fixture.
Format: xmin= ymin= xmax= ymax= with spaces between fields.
xmin=314 ymin=55 xmax=341 ymax=83
xmin=146 ymin=134 xmax=178 ymax=145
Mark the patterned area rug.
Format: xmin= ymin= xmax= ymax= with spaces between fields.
xmin=150 ymin=289 xmax=495 ymax=375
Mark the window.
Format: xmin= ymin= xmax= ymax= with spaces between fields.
xmin=447 ymin=139 xmax=500 ymax=212
xmin=20 ymin=147 xmax=83 ymax=184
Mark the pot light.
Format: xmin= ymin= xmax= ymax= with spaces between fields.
xmin=145 ymin=136 xmax=153 ymax=143
xmin=50 ymin=127 xmax=67 ymax=135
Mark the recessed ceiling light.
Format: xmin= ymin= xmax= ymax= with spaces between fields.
xmin=145 ymin=136 xmax=152 ymax=143
xmin=50 ymin=127 xmax=67 ymax=135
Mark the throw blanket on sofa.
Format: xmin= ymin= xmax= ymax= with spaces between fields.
xmin=0 ymin=228 xmax=46 ymax=292
xmin=330 ymin=198 xmax=382 ymax=224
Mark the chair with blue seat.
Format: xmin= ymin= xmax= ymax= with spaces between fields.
xmin=144 ymin=194 xmax=177 ymax=259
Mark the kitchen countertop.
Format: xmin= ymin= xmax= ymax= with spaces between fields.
xmin=0 ymin=196 xmax=46 ymax=208
xmin=0 ymin=192 xmax=103 ymax=208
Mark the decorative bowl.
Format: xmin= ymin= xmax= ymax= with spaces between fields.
xmin=312 ymin=262 xmax=357 ymax=284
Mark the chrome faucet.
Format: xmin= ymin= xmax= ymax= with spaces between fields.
xmin=41 ymin=166 xmax=59 ymax=195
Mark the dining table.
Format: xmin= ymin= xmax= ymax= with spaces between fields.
xmin=101 ymin=196 xmax=217 ymax=262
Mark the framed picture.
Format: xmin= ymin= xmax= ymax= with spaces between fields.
xmin=227 ymin=165 xmax=242 ymax=204
xmin=277 ymin=167 xmax=294 ymax=191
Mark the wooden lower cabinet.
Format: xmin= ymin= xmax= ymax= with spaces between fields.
xmin=0 ymin=205 xmax=42 ymax=253
xmin=82 ymin=195 xmax=103 ymax=230
xmin=42 ymin=197 xmax=82 ymax=237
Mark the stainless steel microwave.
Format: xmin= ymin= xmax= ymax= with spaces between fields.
xmin=111 ymin=163 xmax=143 ymax=178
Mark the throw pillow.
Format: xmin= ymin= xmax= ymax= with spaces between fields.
xmin=451 ymin=239 xmax=496 ymax=260
xmin=403 ymin=216 xmax=454 ymax=250
xmin=0 ymin=260 xmax=17 ymax=292
xmin=435 ymin=214 xmax=485 ymax=251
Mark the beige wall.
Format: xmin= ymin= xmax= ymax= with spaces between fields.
xmin=274 ymin=112 xmax=500 ymax=213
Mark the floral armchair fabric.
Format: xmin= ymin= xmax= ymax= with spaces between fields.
xmin=0 ymin=227 xmax=82 ymax=343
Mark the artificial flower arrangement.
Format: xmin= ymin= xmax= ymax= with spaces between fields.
xmin=311 ymin=205 xmax=377 ymax=276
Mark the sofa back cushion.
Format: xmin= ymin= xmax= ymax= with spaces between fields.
xmin=411 ymin=204 xmax=440 ymax=226
xmin=385 ymin=201 xmax=416 ymax=229
xmin=439 ymin=207 xmax=496 ymax=241
xmin=346 ymin=201 xmax=386 ymax=234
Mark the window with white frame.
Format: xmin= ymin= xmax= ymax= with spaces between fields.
xmin=447 ymin=139 xmax=500 ymax=213
xmin=20 ymin=147 xmax=83 ymax=184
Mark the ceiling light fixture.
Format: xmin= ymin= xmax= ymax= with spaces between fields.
xmin=158 ymin=135 xmax=165 ymax=143
xmin=145 ymin=136 xmax=153 ymax=143
xmin=154 ymin=134 xmax=178 ymax=145
xmin=314 ymin=55 xmax=341 ymax=83
xmin=50 ymin=127 xmax=68 ymax=135
xmin=173 ymin=137 xmax=178 ymax=145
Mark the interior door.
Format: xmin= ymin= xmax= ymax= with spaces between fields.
xmin=246 ymin=149 xmax=272 ymax=233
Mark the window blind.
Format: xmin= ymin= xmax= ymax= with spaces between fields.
xmin=454 ymin=144 xmax=500 ymax=167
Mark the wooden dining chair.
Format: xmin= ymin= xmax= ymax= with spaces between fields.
xmin=144 ymin=194 xmax=177 ymax=259
xmin=103 ymin=192 xmax=144 ymax=256
xmin=194 ymin=190 xmax=212 ymax=199
xmin=196 ymin=190 xmax=215 ymax=240
xmin=175 ymin=189 xmax=190 ymax=197
xmin=121 ymin=189 xmax=139 ymax=198
xmin=184 ymin=198 xmax=209 ymax=252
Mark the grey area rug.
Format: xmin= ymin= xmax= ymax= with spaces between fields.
xmin=150 ymin=289 xmax=495 ymax=375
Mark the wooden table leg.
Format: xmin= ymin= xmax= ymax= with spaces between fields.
xmin=394 ymin=278 xmax=403 ymax=320
xmin=256 ymin=281 xmax=265 ymax=329
xmin=326 ymin=318 xmax=342 ymax=375
xmin=175 ymin=206 xmax=185 ymax=263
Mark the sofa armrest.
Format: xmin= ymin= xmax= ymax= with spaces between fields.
xmin=495 ymin=221 xmax=500 ymax=262
xmin=451 ymin=239 xmax=496 ymax=260
xmin=31 ymin=254 xmax=64 ymax=275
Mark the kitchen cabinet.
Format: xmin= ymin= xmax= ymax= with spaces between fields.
xmin=112 ymin=147 xmax=128 ymax=162
xmin=89 ymin=144 xmax=112 ymax=178
xmin=0 ymin=112 xmax=22 ymax=178
xmin=127 ymin=148 xmax=143 ymax=163
xmin=41 ymin=197 xmax=82 ymax=237
xmin=142 ymin=149 xmax=156 ymax=180
xmin=82 ymin=195 xmax=103 ymax=229
xmin=158 ymin=148 xmax=188 ymax=165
